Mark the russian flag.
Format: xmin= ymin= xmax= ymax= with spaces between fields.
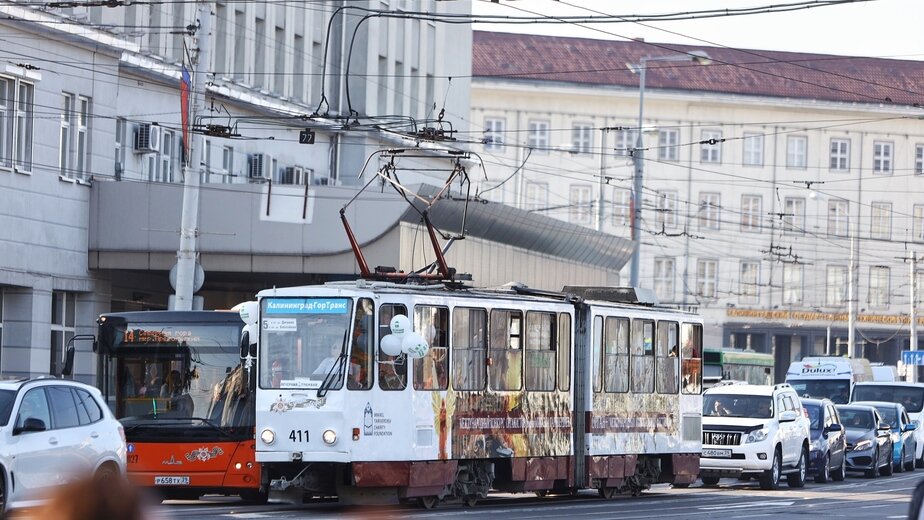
xmin=180 ymin=65 xmax=191 ymax=163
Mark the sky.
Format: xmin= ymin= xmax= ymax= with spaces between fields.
xmin=471 ymin=0 xmax=924 ymax=61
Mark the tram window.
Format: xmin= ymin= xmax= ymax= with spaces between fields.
xmin=631 ymin=319 xmax=654 ymax=393
xmin=413 ymin=306 xmax=449 ymax=391
xmin=378 ymin=304 xmax=407 ymax=391
xmin=557 ymin=313 xmax=571 ymax=392
xmin=592 ymin=316 xmax=603 ymax=392
xmin=604 ymin=317 xmax=629 ymax=393
xmin=525 ymin=312 xmax=556 ymax=391
xmin=452 ymin=307 xmax=487 ymax=391
xmin=680 ymin=323 xmax=703 ymax=395
xmin=348 ymin=298 xmax=375 ymax=390
xmin=489 ymin=309 xmax=523 ymax=391
xmin=656 ymin=321 xmax=679 ymax=394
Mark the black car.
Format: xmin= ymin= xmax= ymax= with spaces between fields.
xmin=803 ymin=398 xmax=847 ymax=482
xmin=835 ymin=404 xmax=894 ymax=478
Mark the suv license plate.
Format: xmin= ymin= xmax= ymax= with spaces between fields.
xmin=155 ymin=476 xmax=190 ymax=486
xmin=702 ymin=448 xmax=732 ymax=458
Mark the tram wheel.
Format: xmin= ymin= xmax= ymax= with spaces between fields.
xmin=462 ymin=494 xmax=479 ymax=507
xmin=598 ymin=487 xmax=617 ymax=500
xmin=418 ymin=496 xmax=439 ymax=509
xmin=534 ymin=490 xmax=549 ymax=498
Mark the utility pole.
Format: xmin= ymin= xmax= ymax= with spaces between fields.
xmin=911 ymin=251 xmax=918 ymax=383
xmin=172 ymin=1 xmax=211 ymax=311
xmin=847 ymin=227 xmax=857 ymax=359
xmin=596 ymin=128 xmax=607 ymax=232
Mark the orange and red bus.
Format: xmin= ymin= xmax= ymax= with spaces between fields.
xmin=96 ymin=310 xmax=264 ymax=502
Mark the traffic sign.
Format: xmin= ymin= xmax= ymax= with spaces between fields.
xmin=902 ymin=350 xmax=924 ymax=366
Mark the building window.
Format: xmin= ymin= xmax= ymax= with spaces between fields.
xmin=60 ymin=94 xmax=74 ymax=176
xmin=698 ymin=192 xmax=720 ymax=230
xmin=524 ymin=182 xmax=548 ymax=212
xmin=870 ymin=202 xmax=891 ymax=240
xmin=740 ymin=195 xmax=762 ymax=233
xmin=114 ymin=118 xmax=126 ymax=179
xmin=157 ymin=130 xmax=174 ymax=183
xmin=50 ymin=291 xmax=76 ymax=375
xmin=826 ymin=265 xmax=847 ymax=306
xmin=75 ymin=96 xmax=89 ymax=178
xmin=612 ymin=188 xmax=630 ymax=226
xmin=200 ymin=137 xmax=211 ymax=183
xmin=221 ymin=145 xmax=233 ymax=183
xmin=484 ymin=118 xmax=505 ymax=151
xmin=869 ymin=266 xmax=890 ymax=307
xmin=786 ymin=135 xmax=807 ymax=169
xmin=917 ymin=271 xmax=924 ymax=306
xmin=783 ymin=197 xmax=805 ymax=233
xmin=59 ymin=94 xmax=90 ymax=179
xmin=916 ymin=144 xmax=924 ymax=175
xmin=614 ymin=127 xmax=636 ymax=157
xmin=2 ymin=76 xmax=34 ymax=171
xmin=655 ymin=190 xmax=677 ymax=228
xmin=914 ymin=205 xmax=924 ymax=242
xmin=658 ymin=128 xmax=680 ymax=161
xmin=873 ymin=141 xmax=893 ymax=174
xmin=654 ymin=257 xmax=674 ymax=302
xmin=571 ymin=123 xmax=592 ymax=154
xmin=527 ymin=119 xmax=550 ymax=153
xmin=743 ymin=132 xmax=763 ymax=166
xmin=700 ymin=129 xmax=722 ymax=163
xmin=569 ymin=184 xmax=592 ymax=225
xmin=827 ymin=200 xmax=849 ymax=237
xmin=830 ymin=138 xmax=850 ymax=171
xmin=697 ymin=259 xmax=717 ymax=299
xmin=783 ymin=263 xmax=803 ymax=305
xmin=739 ymin=261 xmax=760 ymax=304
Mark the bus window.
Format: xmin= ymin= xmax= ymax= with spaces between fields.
xmin=378 ymin=304 xmax=407 ymax=391
xmin=557 ymin=313 xmax=571 ymax=392
xmin=656 ymin=321 xmax=679 ymax=394
xmin=348 ymin=299 xmax=374 ymax=390
xmin=592 ymin=316 xmax=603 ymax=392
xmin=452 ymin=307 xmax=487 ymax=390
xmin=413 ymin=306 xmax=449 ymax=391
xmin=525 ymin=312 xmax=555 ymax=391
xmin=631 ymin=319 xmax=654 ymax=393
xmin=681 ymin=323 xmax=703 ymax=394
xmin=604 ymin=317 xmax=629 ymax=393
xmin=489 ymin=310 xmax=523 ymax=391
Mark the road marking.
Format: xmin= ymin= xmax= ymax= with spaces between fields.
xmin=699 ymin=501 xmax=794 ymax=510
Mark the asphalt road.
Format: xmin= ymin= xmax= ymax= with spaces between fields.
xmin=150 ymin=471 xmax=923 ymax=520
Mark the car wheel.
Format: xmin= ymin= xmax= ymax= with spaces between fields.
xmin=907 ymin=446 xmax=917 ymax=472
xmin=787 ymin=446 xmax=807 ymax=488
xmin=815 ymin=453 xmax=830 ymax=484
xmin=759 ymin=449 xmax=781 ymax=490
xmin=897 ymin=447 xmax=906 ymax=473
xmin=701 ymin=476 xmax=720 ymax=487
xmin=0 ymin=471 xmax=6 ymax=515
xmin=832 ymin=453 xmax=847 ymax=482
xmin=881 ymin=446 xmax=894 ymax=476
xmin=865 ymin=448 xmax=880 ymax=479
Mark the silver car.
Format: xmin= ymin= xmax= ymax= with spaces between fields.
xmin=0 ymin=377 xmax=127 ymax=512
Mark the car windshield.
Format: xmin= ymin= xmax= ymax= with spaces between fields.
xmin=804 ymin=403 xmax=822 ymax=430
xmin=852 ymin=385 xmax=924 ymax=413
xmin=0 ymin=390 xmax=14 ymax=426
xmin=787 ymin=379 xmax=851 ymax=404
xmin=875 ymin=406 xmax=899 ymax=429
xmin=838 ymin=408 xmax=875 ymax=430
xmin=704 ymin=394 xmax=773 ymax=418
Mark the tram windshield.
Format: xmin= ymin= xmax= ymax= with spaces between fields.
xmin=259 ymin=297 xmax=354 ymax=390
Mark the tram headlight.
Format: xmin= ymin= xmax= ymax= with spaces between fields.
xmin=323 ymin=429 xmax=338 ymax=445
xmin=260 ymin=428 xmax=276 ymax=445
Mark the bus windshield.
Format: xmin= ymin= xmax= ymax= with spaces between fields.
xmin=259 ymin=297 xmax=353 ymax=390
xmin=787 ymin=379 xmax=850 ymax=404
xmin=852 ymin=385 xmax=924 ymax=413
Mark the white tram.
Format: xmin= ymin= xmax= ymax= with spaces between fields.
xmin=249 ymin=281 xmax=703 ymax=507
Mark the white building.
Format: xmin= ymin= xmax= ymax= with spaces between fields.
xmin=471 ymin=31 xmax=924 ymax=380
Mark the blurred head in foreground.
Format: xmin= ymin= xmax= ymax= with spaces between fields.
xmin=35 ymin=474 xmax=149 ymax=520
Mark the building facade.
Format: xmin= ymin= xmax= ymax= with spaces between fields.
xmin=471 ymin=31 xmax=924 ymax=379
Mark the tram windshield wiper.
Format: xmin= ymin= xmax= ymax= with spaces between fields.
xmin=317 ymin=331 xmax=348 ymax=398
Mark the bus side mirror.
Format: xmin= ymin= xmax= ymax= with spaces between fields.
xmin=61 ymin=344 xmax=75 ymax=377
xmin=240 ymin=323 xmax=258 ymax=359
xmin=239 ymin=330 xmax=250 ymax=359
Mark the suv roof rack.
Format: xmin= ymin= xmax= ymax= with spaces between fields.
xmin=774 ymin=383 xmax=793 ymax=390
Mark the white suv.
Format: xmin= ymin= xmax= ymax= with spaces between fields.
xmin=700 ymin=383 xmax=811 ymax=490
xmin=0 ymin=377 xmax=127 ymax=512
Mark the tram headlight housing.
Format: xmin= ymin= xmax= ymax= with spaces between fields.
xmin=260 ymin=428 xmax=276 ymax=445
xmin=323 ymin=429 xmax=338 ymax=445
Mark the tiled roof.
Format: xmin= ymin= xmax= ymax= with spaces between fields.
xmin=472 ymin=31 xmax=924 ymax=107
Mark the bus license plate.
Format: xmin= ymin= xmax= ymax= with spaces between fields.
xmin=702 ymin=449 xmax=732 ymax=458
xmin=155 ymin=476 xmax=190 ymax=486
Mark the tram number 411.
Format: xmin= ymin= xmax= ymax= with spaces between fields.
xmin=299 ymin=129 xmax=316 ymax=145
xmin=289 ymin=429 xmax=310 ymax=442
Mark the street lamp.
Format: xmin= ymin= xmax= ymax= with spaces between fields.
xmin=626 ymin=50 xmax=711 ymax=288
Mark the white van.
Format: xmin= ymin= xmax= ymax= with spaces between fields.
xmin=851 ymin=381 xmax=924 ymax=468
xmin=784 ymin=357 xmax=873 ymax=404
xmin=871 ymin=364 xmax=898 ymax=382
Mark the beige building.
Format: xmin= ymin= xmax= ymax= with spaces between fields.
xmin=471 ymin=31 xmax=924 ymax=380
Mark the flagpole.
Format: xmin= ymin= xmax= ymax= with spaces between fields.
xmin=172 ymin=1 xmax=211 ymax=311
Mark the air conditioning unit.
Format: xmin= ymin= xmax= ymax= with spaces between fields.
xmin=247 ymin=153 xmax=273 ymax=181
xmin=281 ymin=166 xmax=305 ymax=185
xmin=312 ymin=175 xmax=332 ymax=186
xmin=133 ymin=123 xmax=161 ymax=153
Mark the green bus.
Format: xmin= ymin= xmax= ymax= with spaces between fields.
xmin=703 ymin=348 xmax=774 ymax=387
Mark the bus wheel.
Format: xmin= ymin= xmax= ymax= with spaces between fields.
xmin=418 ymin=496 xmax=439 ymax=509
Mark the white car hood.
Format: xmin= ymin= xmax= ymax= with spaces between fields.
xmin=702 ymin=417 xmax=767 ymax=429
